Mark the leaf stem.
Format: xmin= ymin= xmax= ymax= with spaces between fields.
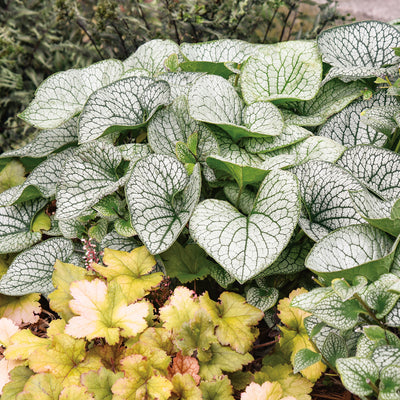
xmin=353 ymin=293 xmax=385 ymax=328
xmin=235 ymin=185 xmax=244 ymax=209
xmin=252 ymin=338 xmax=278 ymax=349
xmin=366 ymin=378 xmax=379 ymax=396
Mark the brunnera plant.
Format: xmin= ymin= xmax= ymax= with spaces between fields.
xmin=0 ymin=246 xmax=314 ymax=399
xmin=1 ymin=19 xmax=400 ymax=398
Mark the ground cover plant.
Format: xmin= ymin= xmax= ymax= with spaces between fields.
xmin=0 ymin=19 xmax=400 ymax=399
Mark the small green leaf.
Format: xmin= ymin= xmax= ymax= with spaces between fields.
xmin=321 ymin=332 xmax=348 ymax=368
xmin=293 ymin=348 xmax=322 ymax=374
xmin=161 ymin=242 xmax=212 ymax=283
xmin=199 ymin=376 xmax=234 ymax=400
xmin=81 ymin=367 xmax=123 ymax=400
xmin=336 ymin=357 xmax=379 ymax=397
xmin=240 ymin=40 xmax=322 ymax=103
xmin=176 ymin=142 xmax=197 ymax=164
xmin=31 ymin=209 xmax=51 ymax=232
xmin=246 ymin=287 xmax=279 ymax=312
xmin=331 ymin=276 xmax=368 ymax=301
xmin=88 ymin=219 xmax=109 ymax=242
xmin=1 ymin=366 xmax=34 ymax=400
xmin=114 ymin=219 xmax=136 ymax=238
xmin=0 ymin=160 xmax=25 ymax=193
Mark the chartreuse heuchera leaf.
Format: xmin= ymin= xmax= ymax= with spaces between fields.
xmin=240 ymin=40 xmax=322 ymax=103
xmin=126 ymin=155 xmax=201 ymax=254
xmin=190 ymin=169 xmax=300 ymax=283
xmin=19 ymin=60 xmax=124 ymax=129
xmin=317 ymin=20 xmax=400 ymax=83
xmin=0 ymin=160 xmax=25 ymax=193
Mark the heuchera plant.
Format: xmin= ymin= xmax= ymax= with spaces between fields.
xmin=1 ymin=20 xmax=400 ymax=398
xmin=0 ymin=246 xmax=314 ymax=399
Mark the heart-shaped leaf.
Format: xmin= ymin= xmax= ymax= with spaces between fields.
xmin=240 ymin=40 xmax=322 ymax=103
xmin=282 ymin=79 xmax=365 ymax=127
xmin=244 ymin=125 xmax=312 ymax=154
xmin=293 ymin=348 xmax=322 ymax=374
xmin=190 ymin=169 xmax=300 ymax=283
xmin=321 ymin=333 xmax=348 ymax=368
xmin=20 ymin=60 xmax=124 ymax=129
xmin=337 ymin=145 xmax=400 ymax=200
xmin=305 ymin=224 xmax=398 ymax=282
xmin=189 ymin=75 xmax=284 ymax=141
xmin=0 ymin=148 xmax=75 ymax=206
xmin=126 ymin=155 xmax=201 ymax=254
xmin=350 ymin=191 xmax=400 ymax=237
xmin=123 ymin=39 xmax=180 ymax=76
xmin=0 ymin=238 xmax=74 ymax=296
xmin=78 ymin=77 xmax=171 ymax=143
xmin=336 ymin=357 xmax=379 ymax=397
xmin=156 ymin=72 xmax=204 ymax=100
xmin=0 ymin=199 xmax=48 ymax=254
xmin=318 ymin=91 xmax=399 ymax=147
xmin=293 ymin=160 xmax=364 ymax=241
xmin=56 ymin=142 xmax=127 ymax=220
xmin=317 ymin=21 xmax=400 ymax=83
xmin=0 ymin=117 xmax=78 ymax=159
xmin=148 ymin=96 xmax=219 ymax=161
xmin=246 ymin=287 xmax=279 ymax=312
xmin=360 ymin=104 xmax=400 ymax=135
xmin=100 ymin=231 xmax=140 ymax=253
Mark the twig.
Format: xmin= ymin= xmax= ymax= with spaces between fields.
xmin=76 ymin=18 xmax=104 ymax=60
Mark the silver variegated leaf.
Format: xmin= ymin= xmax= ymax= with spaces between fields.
xmin=321 ymin=332 xmax=348 ymax=368
xmin=331 ymin=276 xmax=368 ymax=301
xmin=180 ymin=39 xmax=261 ymax=64
xmin=255 ymin=240 xmax=312 ymax=279
xmin=281 ymin=79 xmax=365 ymax=126
xmin=246 ymin=287 xmax=278 ymax=312
xmin=318 ymin=91 xmax=399 ymax=147
xmin=123 ymin=39 xmax=180 ymax=75
xmin=58 ymin=218 xmax=85 ymax=239
xmin=148 ymin=96 xmax=219 ymax=161
xmin=188 ymin=75 xmax=284 ymax=141
xmin=305 ymin=224 xmax=397 ymax=282
xmin=56 ymin=142 xmax=127 ymax=220
xmin=79 ymin=77 xmax=171 ymax=143
xmin=371 ymin=345 xmax=400 ymax=371
xmin=336 ymin=358 xmax=379 ymax=397
xmin=337 ymin=145 xmax=400 ymax=200
xmin=293 ymin=348 xmax=322 ymax=374
xmin=244 ymin=125 xmax=312 ymax=154
xmin=208 ymin=263 xmax=236 ymax=288
xmin=20 ymin=60 xmax=124 ymax=129
xmin=0 ymin=238 xmax=74 ymax=295
xmin=360 ymin=105 xmax=400 ymax=135
xmin=189 ymin=169 xmax=300 ymax=283
xmin=0 ymin=117 xmax=78 ymax=159
xmin=0 ymin=199 xmax=47 ymax=254
xmin=350 ymin=191 xmax=400 ymax=237
xmin=293 ymin=160 xmax=364 ymax=241
xmin=126 ymin=155 xmax=201 ymax=254
xmin=268 ymin=136 xmax=345 ymax=166
xmin=240 ymin=40 xmax=322 ymax=103
xmin=223 ymin=183 xmax=256 ymax=215
xmin=157 ymin=72 xmax=204 ymax=99
xmin=100 ymin=231 xmax=139 ymax=252
xmin=117 ymin=143 xmax=153 ymax=162
xmin=0 ymin=148 xmax=75 ymax=206
xmin=361 ymin=274 xmax=400 ymax=319
xmin=379 ymin=365 xmax=400 ymax=400
xmin=318 ymin=21 xmax=400 ymax=83
xmin=386 ymin=298 xmax=400 ymax=327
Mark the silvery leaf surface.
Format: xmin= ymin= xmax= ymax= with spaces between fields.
xmin=117 ymin=143 xmax=153 ymax=162
xmin=0 ymin=238 xmax=74 ymax=296
xmin=157 ymin=72 xmax=204 ymax=99
xmin=305 ymin=224 xmax=397 ymax=282
xmin=0 ymin=198 xmax=47 ymax=254
xmin=379 ymin=365 xmax=400 ymax=400
xmin=371 ymin=345 xmax=400 ymax=371
xmin=350 ymin=190 xmax=400 ymax=237
xmin=336 ymin=358 xmax=379 ymax=397
xmin=246 ymin=287 xmax=279 ymax=312
xmin=79 ymin=77 xmax=171 ymax=143
xmin=240 ymin=40 xmax=322 ymax=103
xmin=223 ymin=183 xmax=256 ymax=215
xmin=386 ymin=299 xmax=400 ymax=327
xmin=180 ymin=39 xmax=262 ymax=64
xmin=56 ymin=142 xmax=126 ymax=220
xmin=293 ymin=160 xmax=364 ymax=241
xmin=361 ymin=274 xmax=400 ymax=318
xmin=148 ymin=96 xmax=219 ymax=160
xmin=123 ymin=39 xmax=180 ymax=75
xmin=0 ymin=148 xmax=75 ymax=206
xmin=189 ymin=169 xmax=300 ymax=283
xmin=0 ymin=117 xmax=78 ymax=159
xmin=337 ymin=145 xmax=400 ymax=200
xmin=255 ymin=240 xmax=312 ymax=279
xmin=188 ymin=75 xmax=284 ymax=141
xmin=317 ymin=21 xmax=400 ymax=83
xmin=100 ymin=231 xmax=139 ymax=252
xmin=126 ymin=155 xmax=201 ymax=254
xmin=318 ymin=91 xmax=399 ymax=147
xmin=321 ymin=332 xmax=348 ymax=368
xmin=58 ymin=218 xmax=85 ymax=239
xmin=244 ymin=125 xmax=311 ymax=155
xmin=331 ymin=276 xmax=368 ymax=301
xmin=281 ymin=79 xmax=365 ymax=126
xmin=20 ymin=60 xmax=124 ymax=129
xmin=268 ymin=136 xmax=345 ymax=166
xmin=293 ymin=349 xmax=322 ymax=374
xmin=360 ymin=105 xmax=400 ymax=135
